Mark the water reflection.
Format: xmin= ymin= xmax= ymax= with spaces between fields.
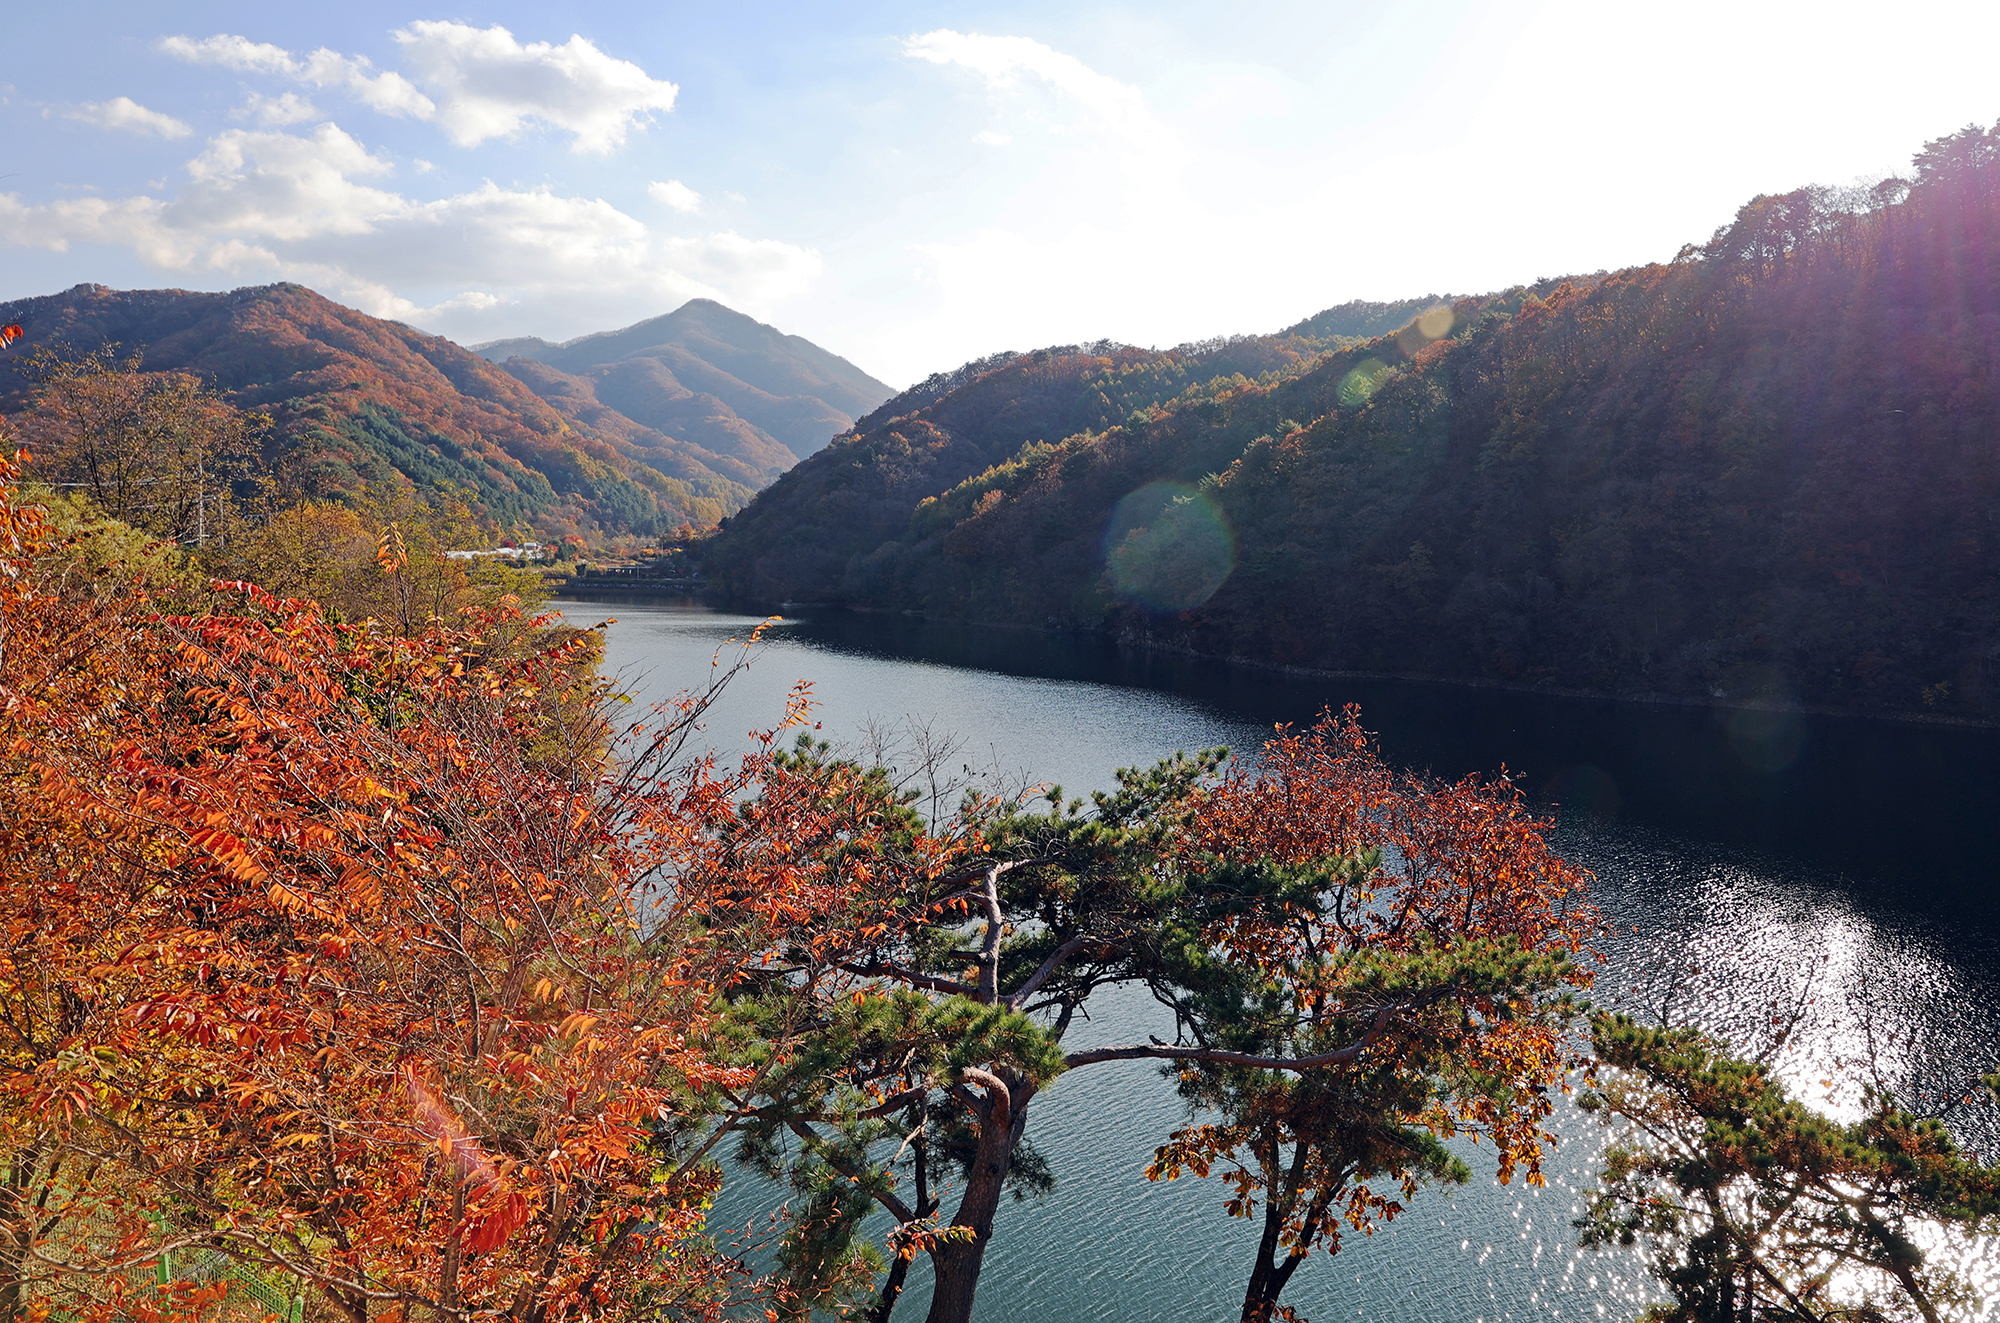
xmin=1546 ymin=764 xmax=1620 ymax=822
xmin=561 ymin=600 xmax=2000 ymax=1321
xmin=771 ymin=608 xmax=2000 ymax=916
xmin=1724 ymin=704 xmax=1810 ymax=775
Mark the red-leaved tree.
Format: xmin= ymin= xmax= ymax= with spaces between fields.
xmin=0 ymin=444 xmax=891 ymax=1322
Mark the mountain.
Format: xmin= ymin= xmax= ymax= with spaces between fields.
xmin=703 ymin=334 xmax=1327 ymax=603
xmin=0 ymin=283 xmax=783 ymax=538
xmin=708 ymin=123 xmax=2000 ymax=720
xmin=471 ymin=299 xmax=895 ymax=472
xmin=1282 ymin=295 xmax=1466 ymax=341
xmin=496 ymin=356 xmax=767 ymax=490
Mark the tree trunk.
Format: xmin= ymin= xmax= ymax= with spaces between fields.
xmin=920 ymin=1074 xmax=1034 ymax=1323
xmin=1239 ymin=1201 xmax=1288 ymax=1323
xmin=1239 ymin=1131 xmax=1325 ymax=1323
xmin=867 ymin=1109 xmax=930 ymax=1323
xmin=864 ymin=1251 xmax=914 ymax=1323
xmin=1240 ymin=1227 xmax=1312 ymax=1322
xmin=923 ymin=1239 xmax=986 ymax=1323
xmin=438 ymin=1182 xmax=465 ymax=1312
xmin=1242 ymin=1257 xmax=1310 ymax=1323
xmin=0 ymin=1147 xmax=46 ymax=1323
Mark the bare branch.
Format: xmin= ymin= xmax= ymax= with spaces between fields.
xmin=1064 ymin=1004 xmax=1402 ymax=1072
xmin=1004 ymin=935 xmax=1119 ymax=1013
xmin=837 ymin=961 xmax=979 ymax=999
xmin=975 ymin=866 xmax=1004 ymax=1004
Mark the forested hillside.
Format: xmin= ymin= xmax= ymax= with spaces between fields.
xmin=705 ymin=332 xmax=1333 ymax=600
xmin=710 ymin=123 xmax=2000 ymax=720
xmin=1283 ymin=294 xmax=1467 ymax=341
xmin=0 ymin=285 xmax=880 ymax=539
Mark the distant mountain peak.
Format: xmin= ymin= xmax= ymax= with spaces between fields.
xmin=467 ymin=299 xmax=893 ymax=462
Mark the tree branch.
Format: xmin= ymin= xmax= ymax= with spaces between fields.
xmin=929 ymin=855 xmax=1058 ymax=893
xmin=721 ymin=1086 xmax=932 ymax=1127
xmin=1004 ymin=935 xmax=1119 ymax=1013
xmin=1061 ymin=1041 xmax=1368 ymax=1071
xmin=837 ymin=961 xmax=978 ymax=999
xmin=976 ymin=866 xmax=1004 ymax=1004
xmin=785 ymin=1121 xmax=918 ymax=1225
xmin=957 ymin=1067 xmax=1012 ymax=1133
xmin=856 ymin=1086 xmax=931 ymax=1122
xmin=1063 ymin=1005 xmax=1400 ymax=1072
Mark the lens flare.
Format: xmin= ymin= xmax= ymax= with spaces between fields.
xmin=1338 ymin=358 xmax=1390 ymax=407
xmin=1721 ymin=666 xmax=1808 ymax=773
xmin=1726 ymin=706 xmax=1808 ymax=773
xmin=1396 ymin=307 xmax=1458 ymax=356
xmin=404 ymin=1065 xmax=502 ymax=1189
xmin=1104 ymin=480 xmax=1236 ymax=612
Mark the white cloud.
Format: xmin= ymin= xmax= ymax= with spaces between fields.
xmin=234 ymin=92 xmax=321 ymax=126
xmin=894 ymin=32 xmax=1188 ymax=282
xmin=162 ymin=33 xmax=435 ymax=121
xmin=160 ymin=34 xmax=295 ymax=75
xmin=899 ymin=29 xmax=1177 ymax=227
xmin=0 ymin=123 xmax=818 ymax=331
xmin=904 ymin=30 xmax=1151 ymax=139
xmin=392 ymin=21 xmax=678 ymax=154
xmin=170 ymin=124 xmax=402 ymax=244
xmin=62 ymin=96 xmax=191 ymax=139
xmin=161 ymin=24 xmax=677 ymax=155
xmin=648 ymin=178 xmax=701 ymax=213
xmin=1184 ymin=68 xmax=1295 ymax=127
xmin=839 ymin=31 xmax=1262 ymax=380
xmin=0 ymin=192 xmax=171 ymax=263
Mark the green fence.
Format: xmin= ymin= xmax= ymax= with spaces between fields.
xmin=157 ymin=1246 xmax=305 ymax=1323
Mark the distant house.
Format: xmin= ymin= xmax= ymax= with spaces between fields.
xmin=444 ymin=544 xmax=543 ymax=561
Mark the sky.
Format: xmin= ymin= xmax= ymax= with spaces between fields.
xmin=3 ymin=1 xmax=1997 ymax=387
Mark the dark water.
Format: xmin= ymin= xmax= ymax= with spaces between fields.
xmin=560 ymin=600 xmax=2000 ymax=1322
xmin=778 ymin=612 xmax=2000 ymax=910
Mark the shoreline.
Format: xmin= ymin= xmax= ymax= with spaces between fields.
xmin=686 ymin=597 xmax=2000 ymax=733
xmin=1108 ymin=631 xmax=2000 ymax=731
xmin=549 ymin=582 xmax=707 ymax=603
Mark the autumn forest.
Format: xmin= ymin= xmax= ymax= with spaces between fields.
xmin=1 ymin=119 xmax=1999 ymax=1323
xmin=711 ymin=122 xmax=2000 ymax=722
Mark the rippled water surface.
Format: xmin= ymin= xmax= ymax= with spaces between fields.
xmin=560 ymin=600 xmax=2000 ymax=1321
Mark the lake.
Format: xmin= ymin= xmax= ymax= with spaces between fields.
xmin=559 ymin=598 xmax=2000 ymax=1322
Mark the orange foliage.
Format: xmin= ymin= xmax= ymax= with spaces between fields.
xmin=1191 ymin=708 xmax=1595 ymax=964
xmin=1147 ymin=709 xmax=1597 ymax=1322
xmin=0 ymin=419 xmax=1611 ymax=1323
xmin=0 ymin=446 xmax=879 ymax=1322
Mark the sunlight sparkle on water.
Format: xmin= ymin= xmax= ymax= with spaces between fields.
xmin=567 ymin=602 xmax=2000 ymax=1322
